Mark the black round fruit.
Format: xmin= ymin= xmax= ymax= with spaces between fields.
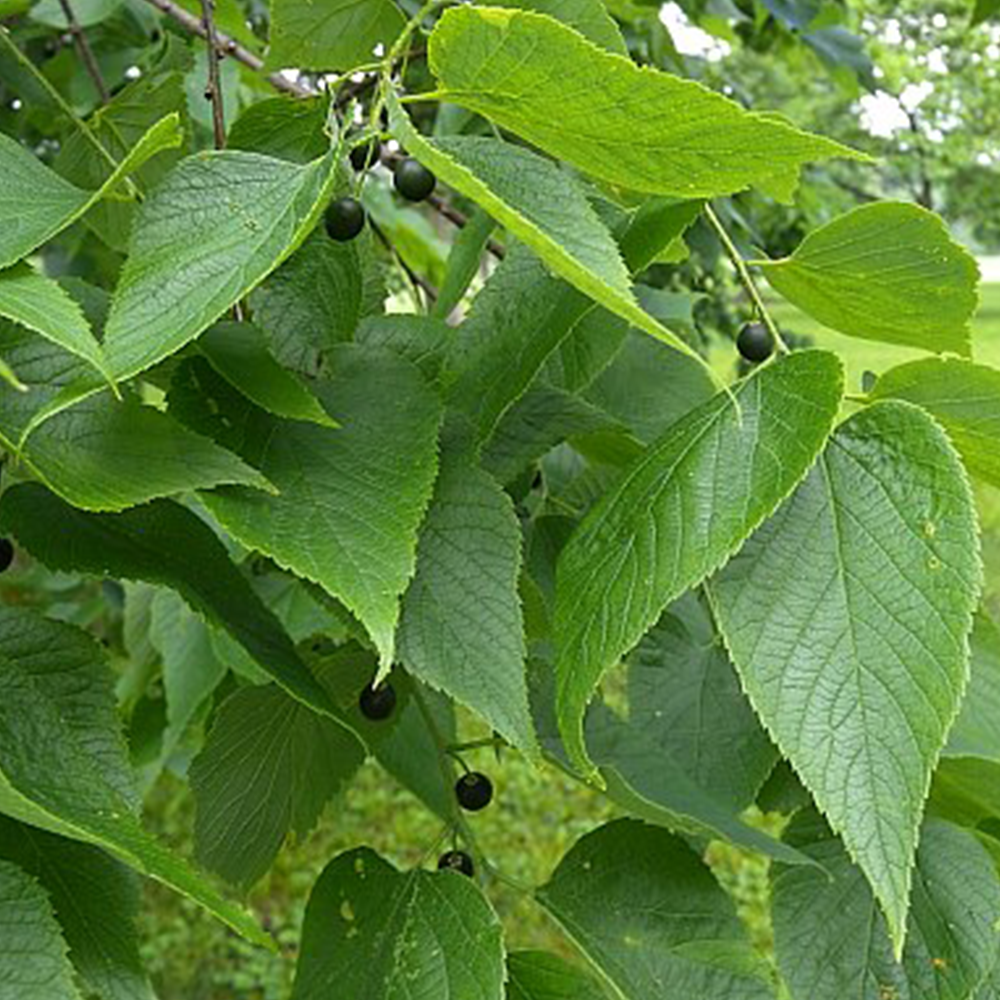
xmin=736 ymin=322 xmax=774 ymax=363
xmin=394 ymin=158 xmax=436 ymax=202
xmin=455 ymin=771 xmax=493 ymax=812
xmin=359 ymin=681 xmax=396 ymax=721
xmin=324 ymin=196 xmax=366 ymax=242
xmin=349 ymin=139 xmax=381 ymax=172
xmin=0 ymin=538 xmax=12 ymax=574
xmin=437 ymin=850 xmax=474 ymax=877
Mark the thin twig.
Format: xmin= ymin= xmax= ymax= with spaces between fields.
xmin=56 ymin=0 xmax=109 ymax=103
xmin=140 ymin=0 xmax=314 ymax=98
xmin=427 ymin=193 xmax=505 ymax=259
xmin=199 ymin=0 xmax=227 ymax=148
xmin=705 ymin=202 xmax=789 ymax=354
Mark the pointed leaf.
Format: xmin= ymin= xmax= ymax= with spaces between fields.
xmin=555 ymin=349 xmax=844 ymax=778
xmin=104 ymin=148 xmax=338 ymax=380
xmin=427 ymin=7 xmax=866 ymax=199
xmin=759 ymin=203 xmax=978 ymax=355
xmin=507 ymin=951 xmax=608 ymax=1000
xmin=398 ymin=451 xmax=535 ymax=754
xmin=291 ymin=847 xmax=505 ymax=1000
xmin=536 ymin=818 xmax=776 ymax=1000
xmin=0 ymin=859 xmax=81 ymax=1000
xmin=711 ymin=401 xmax=981 ymax=954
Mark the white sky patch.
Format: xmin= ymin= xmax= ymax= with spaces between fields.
xmin=931 ymin=12 xmax=948 ymax=28
xmin=881 ymin=18 xmax=903 ymax=45
xmin=660 ymin=3 xmax=731 ymax=62
xmin=858 ymin=90 xmax=911 ymax=137
xmin=900 ymin=80 xmax=934 ymax=112
xmin=925 ymin=48 xmax=948 ymax=73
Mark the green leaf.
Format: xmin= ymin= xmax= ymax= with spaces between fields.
xmin=356 ymin=314 xmax=453 ymax=381
xmin=427 ymin=6 xmax=865 ymax=200
xmin=626 ymin=592 xmax=777 ymax=811
xmin=291 ymin=847 xmax=505 ymax=1000
xmin=555 ymin=349 xmax=844 ymax=779
xmin=972 ymin=0 xmax=1000 ymax=25
xmin=389 ymin=104 xmax=715 ymax=379
xmin=0 ymin=265 xmax=111 ymax=385
xmin=191 ymin=685 xmax=366 ymax=890
xmin=228 ymin=96 xmax=329 ymax=163
xmin=506 ymin=950 xmax=608 ymax=1000
xmin=199 ymin=322 xmax=337 ymax=428
xmin=103 ymin=148 xmax=338 ymax=380
xmin=0 ymin=859 xmax=81 ymax=1000
xmin=0 ymin=817 xmax=155 ymax=1000
xmin=265 ymin=0 xmax=406 ymax=71
xmin=398 ymin=451 xmax=535 ymax=754
xmin=30 ymin=0 xmax=121 ymax=27
xmin=0 ymin=607 xmax=268 ymax=947
xmin=544 ymin=307 xmax=629 ymax=395
xmin=771 ymin=811 xmax=1000 ymax=1000
xmin=0 ymin=483 xmax=340 ymax=726
xmin=432 ymin=208 xmax=496 ymax=320
xmin=0 ymin=113 xmax=183 ymax=269
xmin=758 ymin=202 xmax=979 ymax=355
xmin=870 ymin=357 xmax=1000 ymax=489
xmin=944 ymin=611 xmax=1000 ymax=762
xmin=710 ymin=401 xmax=982 ymax=956
xmin=174 ymin=346 xmax=443 ymax=671
xmin=536 ymin=818 xmax=776 ymax=1000
xmin=496 ymin=0 xmax=625 ymax=51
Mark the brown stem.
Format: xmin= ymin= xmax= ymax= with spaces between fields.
xmin=140 ymin=0 xmax=314 ymax=98
xmin=427 ymin=193 xmax=505 ymax=259
xmin=56 ymin=0 xmax=109 ymax=104
xmin=199 ymin=0 xmax=226 ymax=148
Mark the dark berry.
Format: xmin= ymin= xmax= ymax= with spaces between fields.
xmin=455 ymin=771 xmax=493 ymax=812
xmin=359 ymin=681 xmax=396 ymax=721
xmin=736 ymin=322 xmax=774 ymax=363
xmin=437 ymin=850 xmax=474 ymax=877
xmin=394 ymin=158 xmax=436 ymax=202
xmin=0 ymin=538 xmax=12 ymax=573
xmin=349 ymin=139 xmax=381 ymax=172
xmin=324 ymin=196 xmax=366 ymax=242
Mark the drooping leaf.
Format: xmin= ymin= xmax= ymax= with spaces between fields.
xmin=0 ymin=817 xmax=155 ymax=1000
xmin=870 ymin=357 xmax=1000 ymax=488
xmin=711 ymin=401 xmax=981 ymax=955
xmin=199 ymin=322 xmax=337 ymax=428
xmin=536 ymin=818 xmax=776 ymax=1000
xmin=555 ymin=349 xmax=844 ymax=779
xmin=190 ymin=684 xmax=366 ymax=890
xmin=771 ymin=810 xmax=1000 ymax=1000
xmin=389 ymin=104 xmax=714 ymax=377
xmin=0 ymin=113 xmax=183 ymax=269
xmin=0 ymin=608 xmax=267 ymax=946
xmin=398 ymin=450 xmax=535 ymax=754
xmin=172 ymin=347 xmax=443 ymax=670
xmin=265 ymin=0 xmax=406 ymax=71
xmin=291 ymin=848 xmax=505 ymax=1000
xmin=759 ymin=202 xmax=979 ymax=355
xmin=506 ymin=950 xmax=608 ymax=1000
xmin=0 ymin=859 xmax=81 ymax=1000
xmin=0 ymin=483 xmax=340 ymax=725
xmin=427 ymin=7 xmax=866 ymax=200
xmin=0 ymin=265 xmax=111 ymax=385
xmin=431 ymin=208 xmax=497 ymax=320
xmin=103 ymin=148 xmax=338 ymax=380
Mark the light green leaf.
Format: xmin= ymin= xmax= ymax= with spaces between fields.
xmin=506 ymin=951 xmax=608 ymax=1000
xmin=432 ymin=208 xmax=496 ymax=319
xmin=711 ymin=401 xmax=981 ymax=956
xmin=265 ymin=0 xmax=406 ymax=71
xmin=390 ymin=103 xmax=715 ymax=379
xmin=30 ymin=0 xmax=121 ymax=27
xmin=555 ymin=349 xmax=844 ymax=779
xmin=0 ymin=113 xmax=183 ymax=269
xmin=944 ymin=611 xmax=1000 ymax=762
xmin=0 ymin=608 xmax=268 ymax=947
xmin=0 ymin=859 xmax=81 ymax=1000
xmin=771 ymin=811 xmax=1000 ymax=1000
xmin=398 ymin=451 xmax=535 ymax=754
xmin=291 ymin=847 xmax=505 ymax=1000
xmin=427 ymin=6 xmax=865 ymax=200
xmin=0 ymin=483 xmax=341 ymax=726
xmin=0 ymin=265 xmax=111 ymax=386
xmin=536 ymin=818 xmax=776 ymax=1000
xmin=190 ymin=685 xmax=366 ymax=890
xmin=0 ymin=817 xmax=155 ymax=1000
xmin=103 ymin=148 xmax=338 ymax=380
xmin=494 ymin=0 xmax=626 ymax=52
xmin=759 ymin=202 xmax=979 ymax=355
xmin=172 ymin=347 xmax=443 ymax=671
xmin=199 ymin=322 xmax=337 ymax=428
xmin=870 ymin=357 xmax=1000 ymax=488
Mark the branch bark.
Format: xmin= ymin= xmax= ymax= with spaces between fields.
xmin=57 ymin=0 xmax=109 ymax=104
xmin=199 ymin=0 xmax=227 ymax=148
